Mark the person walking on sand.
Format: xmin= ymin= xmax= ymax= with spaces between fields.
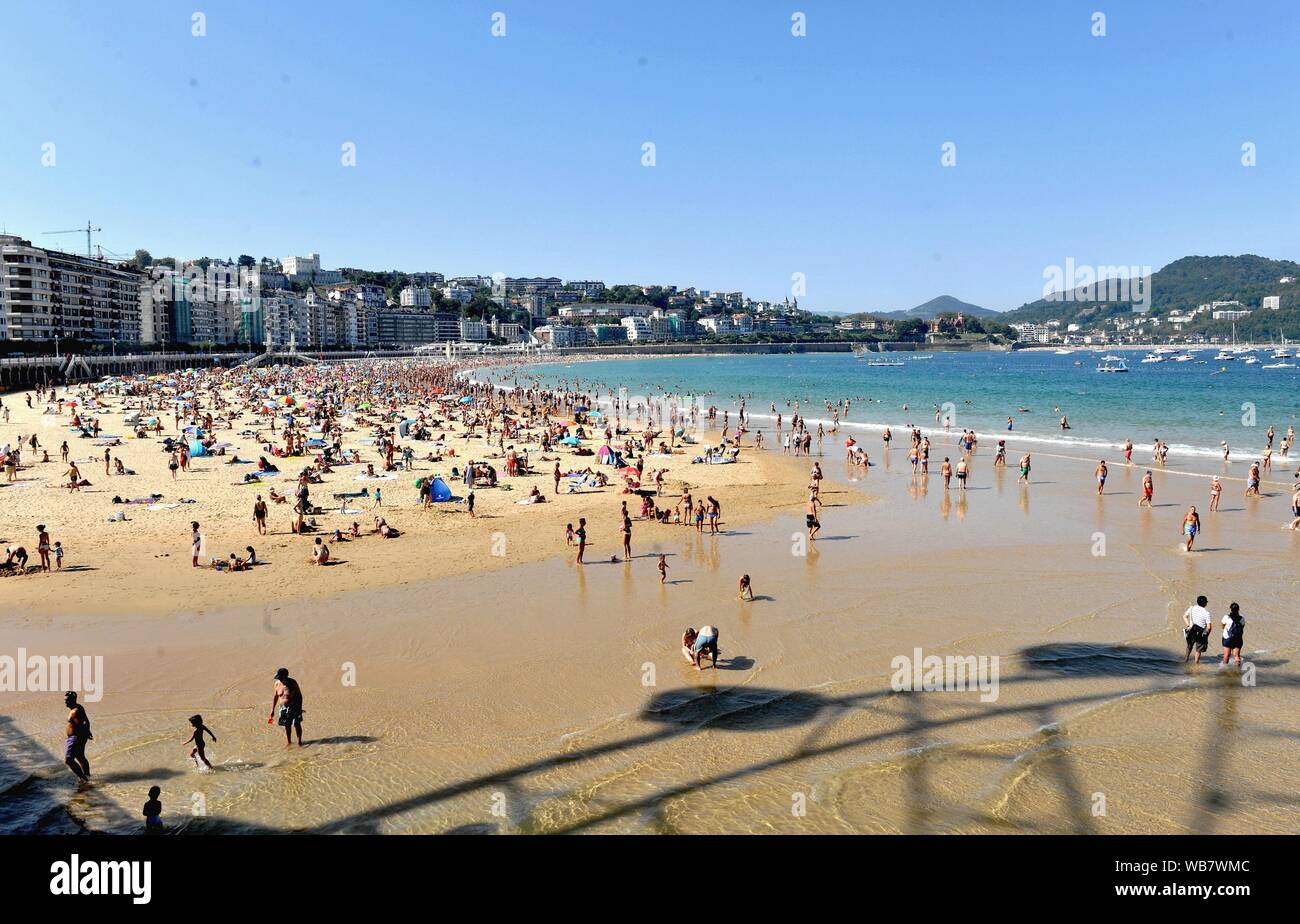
xmin=941 ymin=457 xmax=952 ymax=489
xmin=1209 ymin=476 xmax=1222 ymax=512
xmin=1181 ymin=505 xmax=1201 ymax=551
xmin=553 ymin=461 xmax=562 ymax=494
xmin=1139 ymin=471 xmax=1154 ymax=508
xmin=270 ymin=667 xmax=304 ymax=748
xmin=191 ymin=521 xmax=202 ymax=567
xmin=1095 ymin=460 xmax=1108 ymax=496
xmin=575 ymin=517 xmax=587 ymax=564
xmin=1017 ymin=453 xmax=1031 ymax=484
xmin=63 ymin=691 xmax=93 ymax=782
xmin=621 ymin=512 xmax=632 ymax=561
xmin=1220 ymin=603 xmax=1245 ymax=668
xmin=658 ymin=554 xmax=669 ymax=584
xmin=1183 ymin=595 xmax=1212 ymax=664
xmin=254 ymin=495 xmax=268 ymax=535
xmin=1123 ymin=439 xmax=1133 ymax=464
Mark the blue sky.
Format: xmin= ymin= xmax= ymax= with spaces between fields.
xmin=2 ymin=0 xmax=1296 ymax=312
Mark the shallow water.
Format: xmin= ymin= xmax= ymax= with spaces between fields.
xmin=4 ymin=446 xmax=1297 ymax=834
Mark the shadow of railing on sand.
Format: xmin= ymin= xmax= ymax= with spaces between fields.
xmin=17 ymin=644 xmax=1298 ymax=835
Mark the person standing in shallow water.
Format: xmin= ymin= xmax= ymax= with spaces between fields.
xmin=270 ymin=667 xmax=304 ymax=748
xmin=1183 ymin=596 xmax=1212 ymax=665
xmin=63 ymin=691 xmax=92 ymax=781
xmin=1220 ymin=603 xmax=1245 ymax=668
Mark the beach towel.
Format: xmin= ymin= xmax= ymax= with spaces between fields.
xmin=354 ymin=473 xmax=396 ymax=481
xmin=146 ymin=503 xmax=181 ymax=511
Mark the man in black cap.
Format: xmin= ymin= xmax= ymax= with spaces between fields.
xmin=63 ymin=691 xmax=93 ymax=780
xmin=269 ymin=667 xmax=304 ymax=747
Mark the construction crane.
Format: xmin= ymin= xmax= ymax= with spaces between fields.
xmin=42 ymin=221 xmax=101 ymax=257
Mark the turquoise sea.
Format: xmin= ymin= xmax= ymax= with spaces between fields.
xmin=498 ymin=349 xmax=1300 ymax=461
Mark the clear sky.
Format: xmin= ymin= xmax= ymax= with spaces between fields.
xmin=2 ymin=0 xmax=1296 ymax=312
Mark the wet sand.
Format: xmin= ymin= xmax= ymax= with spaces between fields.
xmin=3 ymin=412 xmax=1298 ymax=834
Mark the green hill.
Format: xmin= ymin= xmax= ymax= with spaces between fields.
xmin=1002 ymin=255 xmax=1300 ymax=332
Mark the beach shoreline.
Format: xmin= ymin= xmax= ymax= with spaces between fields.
xmin=2 ymin=354 xmax=1297 ymax=836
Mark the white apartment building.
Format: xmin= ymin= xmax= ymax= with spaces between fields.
xmin=260 ymin=291 xmax=313 ymax=348
xmin=282 ymin=252 xmax=343 ymax=284
xmin=534 ymin=324 xmax=589 ymax=348
xmin=400 ymin=285 xmax=432 ymax=308
xmin=459 ymin=319 xmax=489 ymax=342
xmin=1012 ymin=323 xmax=1050 ymax=344
xmin=442 ymin=285 xmax=474 ymax=306
xmin=1263 ymin=296 xmax=1281 ymax=311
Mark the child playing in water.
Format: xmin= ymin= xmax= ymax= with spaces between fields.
xmin=143 ymin=786 xmax=163 ymax=834
xmin=185 ymin=715 xmax=217 ymax=770
xmin=658 ymin=554 xmax=669 ymax=584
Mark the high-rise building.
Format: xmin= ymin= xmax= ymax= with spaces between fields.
xmin=0 ymin=234 xmax=145 ymax=343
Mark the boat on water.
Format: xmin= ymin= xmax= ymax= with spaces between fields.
xmin=1214 ymin=351 xmax=1235 ymax=361
xmin=1263 ymin=362 xmax=1296 ymax=369
xmin=1101 ymin=354 xmax=1123 ymax=362
xmin=911 ymin=354 xmax=934 ymax=361
xmin=1140 ymin=353 xmax=1164 ymax=363
xmin=1243 ymin=356 xmax=1260 ymax=365
xmin=1097 ymin=358 xmax=1129 ymax=373
xmin=865 ymin=360 xmax=904 ymax=367
xmin=1054 ymin=348 xmax=1074 ymax=355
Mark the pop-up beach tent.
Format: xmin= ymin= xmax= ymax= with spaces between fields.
xmin=188 ymin=439 xmax=209 ymax=457
xmin=429 ymin=477 xmax=453 ymax=501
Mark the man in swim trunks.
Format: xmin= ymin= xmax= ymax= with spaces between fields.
xmin=63 ymin=691 xmax=92 ymax=781
xmin=1181 ymin=505 xmax=1201 ymax=551
xmin=805 ymin=493 xmax=821 ymax=541
xmin=1095 ymin=460 xmax=1107 ymax=496
xmin=270 ymin=667 xmax=304 ymax=747
xmin=1139 ymin=472 xmax=1154 ymax=508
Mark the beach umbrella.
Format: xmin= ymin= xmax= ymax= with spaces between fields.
xmin=559 ymin=436 xmax=581 ymax=446
xmin=619 ymin=466 xmax=640 ymax=477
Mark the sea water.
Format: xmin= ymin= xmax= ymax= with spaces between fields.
xmin=501 ymin=350 xmax=1300 ymax=461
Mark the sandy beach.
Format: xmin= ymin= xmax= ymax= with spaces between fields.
xmin=1 ymin=358 xmax=1297 ymax=835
